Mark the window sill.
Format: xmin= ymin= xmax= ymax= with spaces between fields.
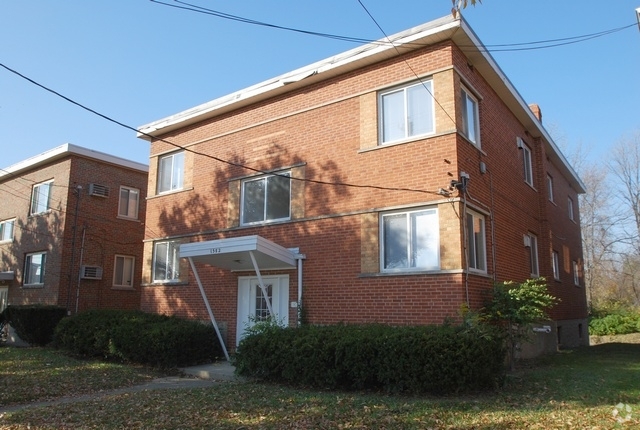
xmin=142 ymin=281 xmax=188 ymax=287
xmin=22 ymin=284 xmax=44 ymax=289
xmin=111 ymin=286 xmax=135 ymax=290
xmin=148 ymin=187 xmax=194 ymax=200
xmin=358 ymin=130 xmax=457 ymax=154
xmin=116 ymin=215 xmax=140 ymax=222
xmin=360 ymin=268 xmax=464 ymax=278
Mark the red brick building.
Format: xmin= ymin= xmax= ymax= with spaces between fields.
xmin=0 ymin=144 xmax=148 ymax=315
xmin=137 ymin=15 xmax=587 ymax=358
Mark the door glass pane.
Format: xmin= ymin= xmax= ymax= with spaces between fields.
xmin=266 ymin=174 xmax=290 ymax=220
xmin=383 ymin=213 xmax=408 ymax=269
xmin=255 ymin=284 xmax=273 ymax=321
xmin=382 ymin=90 xmax=405 ymax=142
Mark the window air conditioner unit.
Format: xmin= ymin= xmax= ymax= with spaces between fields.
xmin=81 ymin=266 xmax=103 ymax=280
xmin=523 ymin=234 xmax=531 ymax=248
xmin=88 ymin=183 xmax=109 ymax=197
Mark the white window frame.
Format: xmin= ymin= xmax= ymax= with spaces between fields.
xmin=522 ymin=143 xmax=534 ymax=187
xmin=118 ymin=186 xmax=140 ymax=220
xmin=573 ymin=260 xmax=580 ymax=286
xmin=379 ymin=80 xmax=435 ymax=145
xmin=568 ymin=196 xmax=575 ymax=221
xmin=380 ymin=207 xmax=440 ymax=272
xmin=466 ymin=209 xmax=486 ymax=272
xmin=30 ymin=180 xmax=53 ymax=215
xmin=547 ymin=175 xmax=554 ymax=202
xmin=552 ymin=251 xmax=560 ymax=281
xmin=152 ymin=240 xmax=181 ymax=283
xmin=461 ymin=87 xmax=480 ymax=147
xmin=157 ymin=151 xmax=185 ymax=194
xmin=24 ymin=251 xmax=46 ymax=286
xmin=113 ymin=255 xmax=135 ymax=288
xmin=240 ymin=172 xmax=291 ymax=225
xmin=0 ymin=218 xmax=15 ymax=242
xmin=526 ymin=233 xmax=539 ymax=277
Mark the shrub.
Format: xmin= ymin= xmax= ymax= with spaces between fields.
xmin=234 ymin=323 xmax=505 ymax=394
xmin=589 ymin=311 xmax=640 ymax=336
xmin=54 ymin=309 xmax=222 ymax=368
xmin=1 ymin=305 xmax=67 ymax=346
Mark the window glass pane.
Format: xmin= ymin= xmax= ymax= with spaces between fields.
xmin=383 ymin=213 xmax=408 ymax=269
xmin=31 ymin=182 xmax=51 ymax=214
xmin=158 ymin=156 xmax=173 ymax=193
xmin=1 ymin=220 xmax=13 ymax=241
xmin=115 ymin=256 xmax=124 ymax=284
xmin=464 ymin=94 xmax=477 ymax=143
xmin=255 ymin=284 xmax=273 ymax=321
xmin=407 ymin=83 xmax=433 ymax=137
xmin=154 ymin=242 xmax=168 ymax=280
xmin=25 ymin=253 xmax=45 ymax=284
xmin=171 ymin=152 xmax=185 ymax=190
xmin=266 ymin=174 xmax=291 ymax=220
xmin=243 ymin=179 xmax=266 ymax=224
xmin=382 ymin=90 xmax=405 ymax=143
xmin=411 ymin=210 xmax=438 ymax=269
xmin=167 ymin=242 xmax=180 ymax=280
xmin=119 ymin=188 xmax=130 ymax=216
xmin=523 ymin=147 xmax=533 ymax=184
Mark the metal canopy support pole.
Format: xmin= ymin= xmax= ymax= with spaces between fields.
xmin=188 ymin=257 xmax=230 ymax=362
xmin=249 ymin=251 xmax=274 ymax=317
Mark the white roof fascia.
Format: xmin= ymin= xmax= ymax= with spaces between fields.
xmin=136 ymin=16 xmax=460 ymax=139
xmin=0 ymin=143 xmax=148 ymax=180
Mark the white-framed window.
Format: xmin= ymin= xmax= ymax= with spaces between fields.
xmin=379 ymin=80 xmax=435 ymax=144
xmin=157 ymin=151 xmax=184 ymax=194
xmin=241 ymin=172 xmax=291 ymax=225
xmin=552 ymin=251 xmax=560 ymax=280
xmin=568 ymin=196 xmax=575 ymax=221
xmin=24 ymin=251 xmax=46 ymax=285
xmin=381 ymin=207 xmax=439 ymax=271
xmin=118 ymin=186 xmax=140 ymax=219
xmin=0 ymin=219 xmax=15 ymax=242
xmin=466 ymin=210 xmax=486 ymax=272
xmin=573 ymin=260 xmax=580 ymax=285
xmin=461 ymin=87 xmax=480 ymax=147
xmin=547 ymin=175 xmax=554 ymax=202
xmin=153 ymin=240 xmax=181 ymax=282
xmin=522 ymin=143 xmax=534 ymax=186
xmin=525 ymin=233 xmax=539 ymax=277
xmin=30 ymin=180 xmax=53 ymax=215
xmin=113 ymin=255 xmax=135 ymax=287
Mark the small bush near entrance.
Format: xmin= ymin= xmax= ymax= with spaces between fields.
xmin=234 ymin=323 xmax=505 ymax=394
xmin=53 ymin=309 xmax=223 ymax=368
xmin=1 ymin=305 xmax=67 ymax=346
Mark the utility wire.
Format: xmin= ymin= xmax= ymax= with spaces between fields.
xmin=0 ymin=61 xmax=441 ymax=196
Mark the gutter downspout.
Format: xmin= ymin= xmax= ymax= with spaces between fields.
xmin=74 ymin=227 xmax=86 ymax=314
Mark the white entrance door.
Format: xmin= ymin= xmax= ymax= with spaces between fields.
xmin=236 ymin=275 xmax=289 ymax=345
xmin=0 ymin=287 xmax=7 ymax=313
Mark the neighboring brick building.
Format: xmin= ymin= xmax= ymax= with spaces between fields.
xmin=0 ymin=144 xmax=148 ymax=315
xmin=137 ymin=15 xmax=588 ymax=357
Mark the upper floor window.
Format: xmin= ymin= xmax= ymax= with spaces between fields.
xmin=466 ymin=210 xmax=486 ymax=272
xmin=547 ymin=175 xmax=554 ymax=202
xmin=153 ymin=240 xmax=181 ymax=283
xmin=568 ymin=196 xmax=575 ymax=221
xmin=461 ymin=87 xmax=480 ymax=147
xmin=30 ymin=180 xmax=53 ymax=215
xmin=157 ymin=151 xmax=184 ymax=194
xmin=381 ymin=207 xmax=439 ymax=271
xmin=525 ymin=233 xmax=539 ymax=277
xmin=241 ymin=172 xmax=291 ymax=225
xmin=552 ymin=250 xmax=560 ymax=280
xmin=379 ymin=80 xmax=435 ymax=144
xmin=520 ymin=140 xmax=534 ymax=187
xmin=0 ymin=219 xmax=15 ymax=242
xmin=24 ymin=251 xmax=46 ymax=285
xmin=118 ymin=186 xmax=140 ymax=219
xmin=114 ymin=255 xmax=135 ymax=287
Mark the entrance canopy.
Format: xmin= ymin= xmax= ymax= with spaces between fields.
xmin=179 ymin=235 xmax=297 ymax=271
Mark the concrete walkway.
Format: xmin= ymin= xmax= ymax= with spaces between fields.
xmin=0 ymin=361 xmax=241 ymax=415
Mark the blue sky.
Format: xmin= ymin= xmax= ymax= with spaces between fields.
xmin=1 ymin=1 xmax=639 ymax=169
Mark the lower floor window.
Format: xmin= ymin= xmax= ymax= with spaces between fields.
xmin=24 ymin=252 xmax=46 ymax=285
xmin=114 ymin=255 xmax=135 ymax=287
xmin=153 ymin=241 xmax=181 ymax=282
xmin=381 ymin=207 xmax=439 ymax=271
xmin=466 ymin=210 xmax=486 ymax=272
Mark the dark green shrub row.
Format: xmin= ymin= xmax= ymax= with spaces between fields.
xmin=589 ymin=311 xmax=640 ymax=336
xmin=53 ymin=309 xmax=223 ymax=368
xmin=234 ymin=323 xmax=506 ymax=394
xmin=0 ymin=305 xmax=67 ymax=346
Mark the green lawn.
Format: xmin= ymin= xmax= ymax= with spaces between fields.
xmin=1 ymin=342 xmax=639 ymax=429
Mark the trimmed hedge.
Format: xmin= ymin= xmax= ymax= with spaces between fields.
xmin=53 ymin=309 xmax=223 ymax=368
xmin=0 ymin=305 xmax=67 ymax=346
xmin=234 ymin=323 xmax=506 ymax=394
